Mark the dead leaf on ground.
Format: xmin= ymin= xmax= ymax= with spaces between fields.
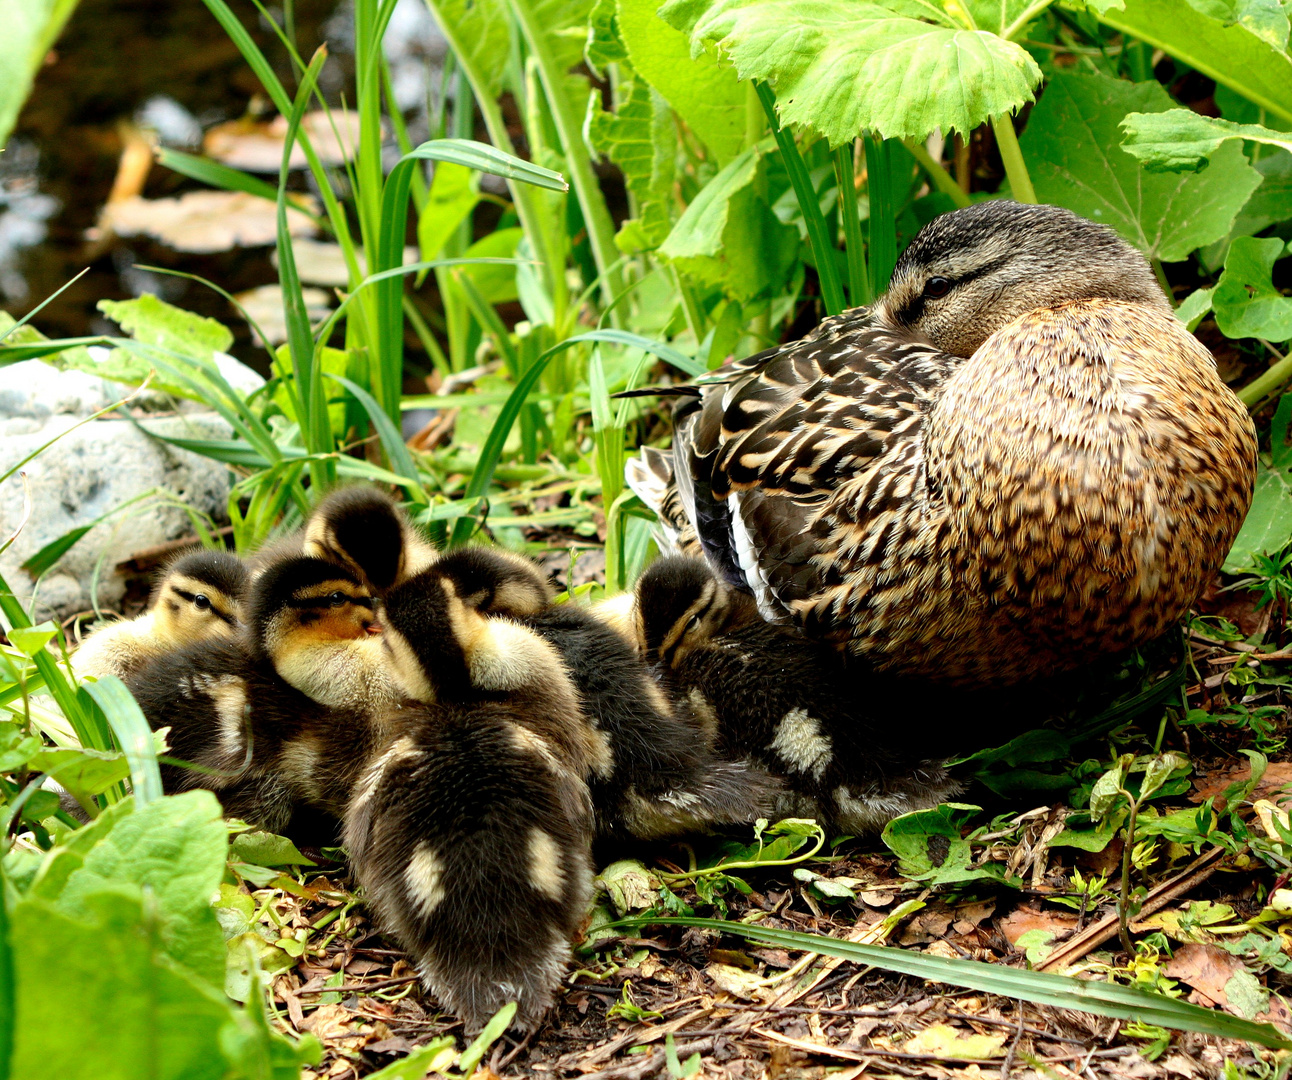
xmin=996 ymin=905 xmax=1078 ymax=946
xmin=100 ymin=190 xmax=317 ymax=253
xmin=903 ymin=1022 xmax=1006 ymax=1060
xmin=234 ymin=284 xmax=332 ymax=345
xmin=204 ymin=112 xmax=366 ymax=172
xmin=1189 ymin=762 xmax=1292 ymax=811
xmin=706 ymin=962 xmax=771 ymax=1002
xmin=280 ymin=238 xmax=422 ymax=288
xmin=1164 ymin=943 xmax=1292 ymax=1033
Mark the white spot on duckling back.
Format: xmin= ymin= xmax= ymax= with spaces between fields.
xmin=769 ymin=708 xmax=833 ymax=780
xmin=527 ymin=828 xmax=565 ymax=900
xmin=351 ymin=734 xmax=421 ymax=810
xmin=209 ymin=675 xmax=248 ymax=756
xmin=404 ymin=842 xmax=446 ymax=916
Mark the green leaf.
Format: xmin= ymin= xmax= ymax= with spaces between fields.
xmin=1120 ymin=109 xmax=1292 ymax=172
xmin=1020 ymin=71 xmax=1262 ymax=262
xmin=881 ymin=803 xmax=1019 ymax=887
xmin=586 ymin=0 xmax=629 ymax=72
xmin=6 ymin=623 xmax=58 ymax=658
xmin=20 ymin=525 xmax=95 ymax=578
xmin=617 ymin=915 xmax=1292 ymax=1048
xmin=617 ymin=0 xmax=746 ymax=164
xmin=459 ymin=228 xmax=525 ymax=304
xmin=1175 ymin=287 xmax=1215 ymax=331
xmin=1094 ymin=0 xmax=1292 ymax=126
xmin=362 ymin=1038 xmax=458 ymax=1080
xmin=1139 ymin=752 xmax=1191 ymax=802
xmin=1225 ymin=394 xmax=1292 ymax=570
xmin=229 ymin=831 xmax=316 ymax=868
xmin=81 ymin=676 xmax=164 ymax=806
xmin=662 ymin=0 xmax=1042 ymax=145
xmin=424 ymin=0 xmax=513 ymax=99
xmin=98 ymin=294 xmax=234 ymax=364
xmin=659 ymin=144 xmax=799 ymax=300
xmin=0 ymin=0 xmax=79 ymax=150
xmin=32 ymin=746 xmax=131 ymax=811
xmin=417 ymin=162 xmax=480 ymax=261
xmin=1212 ymin=235 xmax=1292 ymax=341
xmin=1184 ymin=0 xmax=1289 ymax=50
xmin=47 ymin=790 xmax=228 ymax=985
xmin=586 ymin=76 xmax=677 ymax=251
xmin=1090 ymin=754 xmax=1135 ymax=820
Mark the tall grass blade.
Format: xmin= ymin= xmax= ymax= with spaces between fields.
xmin=0 ymin=269 xmax=90 ymax=344
xmin=0 ymin=857 xmax=11 ymax=1080
xmin=154 ymin=149 xmax=319 ymax=219
xmin=326 ymin=373 xmax=427 ymax=502
xmin=81 ymin=677 xmax=163 ymax=806
xmin=617 ymin=916 xmax=1292 ymax=1049
xmin=832 ymin=145 xmax=870 ymax=307
xmin=756 ymin=82 xmax=845 ymax=316
xmin=863 ymin=135 xmax=898 ymax=296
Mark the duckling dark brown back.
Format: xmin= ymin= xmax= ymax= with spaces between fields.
xmin=348 ymin=564 xmax=597 ymax=1031
xmin=636 ymin=555 xmax=962 ymax=834
xmin=429 ymin=546 xmax=780 ymax=839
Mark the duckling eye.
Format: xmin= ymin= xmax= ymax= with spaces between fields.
xmin=193 ymin=594 xmax=211 ymax=611
xmin=329 ymin=591 xmax=348 ymax=607
xmin=923 ymin=276 xmax=952 ymax=299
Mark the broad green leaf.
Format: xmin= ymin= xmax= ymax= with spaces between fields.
xmin=461 ymin=227 xmax=525 ymax=304
xmin=881 ymin=803 xmax=1019 ymax=886
xmin=1234 ymin=153 xmax=1292 ymax=240
xmin=661 ymin=0 xmax=1042 ymax=145
xmin=51 ymin=790 xmax=228 ymax=986
xmin=1185 ymin=0 xmax=1289 ymax=50
xmin=1225 ymin=395 xmax=1292 ymax=571
xmin=617 ymin=0 xmax=746 ymax=163
xmin=20 ymin=524 xmax=95 ymax=577
xmin=229 ymin=830 xmax=316 ymax=867
xmin=273 ymin=344 xmax=350 ymax=437
xmin=1094 ymin=0 xmax=1292 ymax=126
xmin=1212 ymin=236 xmax=1292 ymax=341
xmin=1089 ymin=754 xmax=1134 ymax=820
xmin=417 ymin=162 xmax=480 ymax=261
xmin=586 ymin=76 xmax=677 ymax=251
xmin=659 ymin=145 xmax=799 ymax=299
xmin=363 ymin=1038 xmax=458 ymax=1079
xmin=1020 ymin=71 xmax=1262 ymax=262
xmin=0 ymin=0 xmax=79 ymax=149
xmin=7 ymin=623 xmax=58 ymax=658
xmin=1175 ymin=287 xmax=1215 ymax=331
xmin=1139 ymin=752 xmax=1190 ymax=801
xmin=98 ymin=294 xmax=234 ymax=363
xmin=423 ymin=0 xmax=513 ymax=98
xmin=32 ymin=746 xmax=131 ymax=810
xmin=586 ymin=0 xmax=629 ymax=72
xmin=1120 ymin=109 xmax=1292 ymax=172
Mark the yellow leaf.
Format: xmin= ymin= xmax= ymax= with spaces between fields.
xmin=903 ymin=1022 xmax=1006 ymax=1060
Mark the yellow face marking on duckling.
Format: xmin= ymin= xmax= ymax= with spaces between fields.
xmin=153 ymin=573 xmax=242 ymax=648
xmin=526 ymin=828 xmax=565 ymax=900
xmin=404 ymin=842 xmax=446 ymax=916
xmin=589 ymin=592 xmax=638 ymax=647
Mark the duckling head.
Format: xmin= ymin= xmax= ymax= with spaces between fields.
xmin=430 ymin=546 xmax=553 ymax=618
xmin=249 ymin=556 xmax=380 ymax=664
xmin=151 ymin=549 xmax=248 ymax=648
xmin=303 ymin=486 xmax=421 ymax=593
xmin=636 ymin=556 xmax=747 ymax=665
xmin=878 ymin=200 xmax=1169 ymax=359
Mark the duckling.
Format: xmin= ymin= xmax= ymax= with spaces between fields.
xmin=71 ymin=549 xmax=248 ymax=681
xmin=627 ymin=200 xmax=1257 ymax=688
xmin=635 ymin=555 xmax=962 ymax=835
xmin=303 ymin=485 xmax=437 ymax=592
xmin=348 ymin=563 xmax=598 ymax=1031
xmin=125 ymin=557 xmax=398 ymax=833
xmin=425 ymin=545 xmax=780 ymax=839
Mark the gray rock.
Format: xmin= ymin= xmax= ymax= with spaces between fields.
xmin=0 ymin=360 xmax=114 ymax=421
xmin=0 ymin=408 xmax=233 ymax=621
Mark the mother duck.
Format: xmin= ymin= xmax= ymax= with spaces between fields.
xmin=628 ymin=201 xmax=1257 ymax=687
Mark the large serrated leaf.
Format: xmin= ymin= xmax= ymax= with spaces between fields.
xmin=1121 ymin=109 xmax=1292 ymax=172
xmin=1225 ymin=395 xmax=1292 ymax=572
xmin=1020 ymin=71 xmax=1262 ymax=262
xmin=1211 ymin=235 xmax=1292 ymax=341
xmin=662 ymin=0 xmax=1042 ymax=144
xmin=423 ymin=0 xmax=513 ymax=98
xmin=0 ymin=0 xmax=79 ymax=149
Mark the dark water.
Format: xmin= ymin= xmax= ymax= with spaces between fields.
xmin=4 ymin=0 xmax=347 ymax=371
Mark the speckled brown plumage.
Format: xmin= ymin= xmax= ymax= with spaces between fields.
xmin=628 ymin=201 xmax=1257 ymax=687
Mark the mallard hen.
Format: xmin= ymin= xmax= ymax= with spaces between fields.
xmin=628 ymin=201 xmax=1257 ymax=687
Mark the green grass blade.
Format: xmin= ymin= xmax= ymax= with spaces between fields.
xmin=325 ymin=373 xmax=427 ymax=502
xmin=833 ymin=145 xmax=870 ymax=307
xmin=615 ymin=916 xmax=1292 ymax=1050
xmin=756 ymin=81 xmax=845 ymax=317
xmin=0 ymin=856 xmax=12 ymax=1080
xmin=154 ymin=149 xmax=322 ymax=221
xmin=0 ymin=269 xmax=90 ymax=344
xmin=863 ymin=135 xmax=898 ymax=296
xmin=80 ymin=676 xmax=163 ymax=805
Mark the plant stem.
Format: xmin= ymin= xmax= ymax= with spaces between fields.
xmin=863 ymin=135 xmax=898 ymax=296
xmin=507 ymin=0 xmax=625 ymax=317
xmin=905 ymin=138 xmax=972 ymax=209
xmin=755 ymin=81 xmax=846 ymax=316
xmin=1118 ymin=794 xmax=1142 ymax=956
xmin=833 ymin=143 xmax=871 ymax=306
xmin=1238 ymin=341 xmax=1292 ymax=409
xmin=745 ymin=80 xmax=765 ymax=150
xmin=992 ymin=112 xmax=1037 ymax=203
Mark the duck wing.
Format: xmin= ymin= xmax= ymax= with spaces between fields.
xmin=676 ymin=311 xmax=961 ymax=621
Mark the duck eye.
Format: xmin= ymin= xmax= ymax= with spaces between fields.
xmin=923 ymin=276 xmax=952 ymax=299
xmin=329 ymin=591 xmax=347 ymax=606
xmin=193 ymin=594 xmax=211 ymax=611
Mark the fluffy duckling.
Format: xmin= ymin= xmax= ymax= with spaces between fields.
xmin=302 ymin=486 xmax=437 ymax=593
xmin=629 ymin=201 xmax=1256 ymax=688
xmin=348 ymin=563 xmax=598 ymax=1031
xmin=126 ymin=558 xmax=398 ymax=833
xmin=636 ymin=556 xmax=962 ymax=835
xmin=71 ymin=549 xmax=247 ymax=681
xmin=426 ymin=545 xmax=780 ymax=839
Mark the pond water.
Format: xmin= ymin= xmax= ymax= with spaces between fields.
xmin=3 ymin=0 xmax=451 ymax=377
